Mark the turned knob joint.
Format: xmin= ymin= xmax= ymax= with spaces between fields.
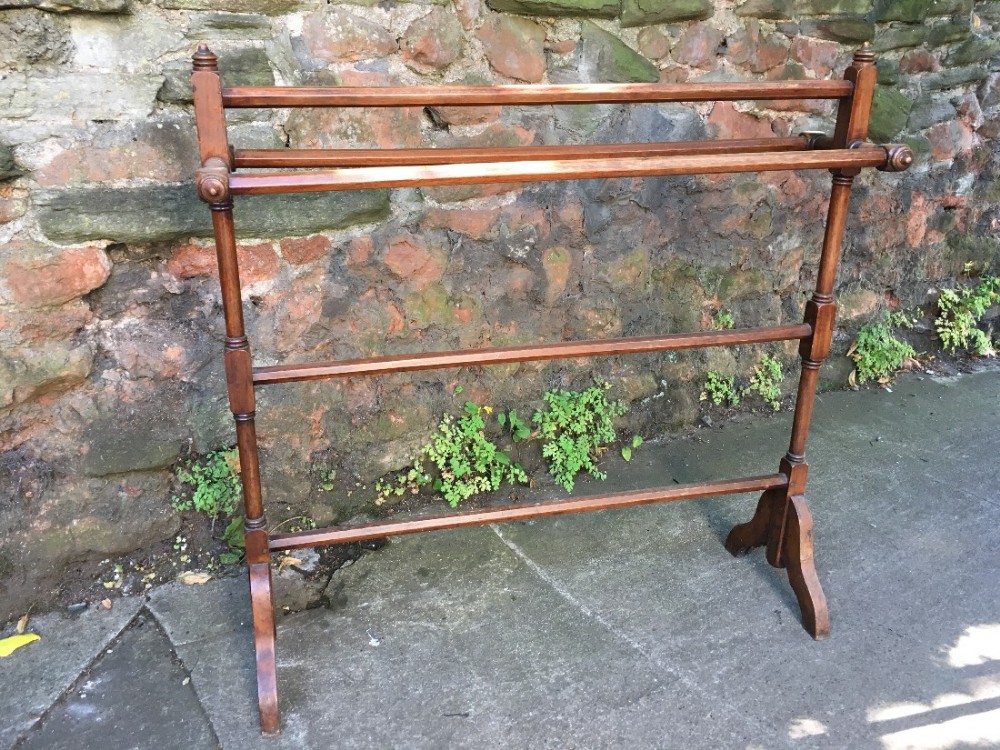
xmin=878 ymin=144 xmax=915 ymax=173
xmin=799 ymin=131 xmax=831 ymax=150
xmin=196 ymin=156 xmax=231 ymax=204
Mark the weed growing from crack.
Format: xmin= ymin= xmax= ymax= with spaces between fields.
xmin=419 ymin=402 xmax=528 ymax=508
xmin=533 ymin=381 xmax=627 ymax=492
xmin=172 ymin=448 xmax=242 ymax=523
xmin=747 ymin=353 xmax=784 ymax=410
xmin=849 ymin=312 xmax=917 ymax=384
xmin=700 ymin=372 xmax=740 ymax=407
xmin=935 ymin=274 xmax=998 ymax=356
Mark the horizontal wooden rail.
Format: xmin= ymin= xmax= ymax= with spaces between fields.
xmin=232 ymin=137 xmax=810 ymax=169
xmin=222 ymin=80 xmax=854 ymax=108
xmin=269 ymin=473 xmax=789 ymax=551
xmin=228 ymin=147 xmax=890 ymax=195
xmin=252 ymin=324 xmax=812 ymax=385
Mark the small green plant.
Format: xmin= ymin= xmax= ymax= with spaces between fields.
xmin=621 ymin=435 xmax=643 ymax=462
xmin=700 ymin=372 xmax=740 ymax=407
xmin=283 ymin=516 xmax=317 ymax=534
xmin=419 ymin=402 xmax=527 ymax=507
xmin=888 ymin=307 xmax=921 ymax=330
xmin=317 ymin=469 xmax=337 ymax=492
xmin=935 ymin=276 xmax=998 ymax=356
xmin=497 ymin=409 xmax=531 ymax=442
xmin=219 ymin=516 xmax=245 ymax=565
xmin=848 ymin=313 xmax=917 ymax=384
xmin=712 ymin=311 xmax=735 ymax=330
xmin=172 ymin=448 xmax=242 ymax=522
xmin=533 ymin=381 xmax=627 ymax=492
xmin=374 ymin=466 xmax=429 ymax=507
xmin=746 ymin=354 xmax=784 ymax=410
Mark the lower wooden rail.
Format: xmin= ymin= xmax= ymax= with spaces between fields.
xmin=253 ymin=324 xmax=812 ymax=385
xmin=269 ymin=473 xmax=789 ymax=551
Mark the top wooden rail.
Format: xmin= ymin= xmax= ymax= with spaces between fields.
xmin=220 ymin=80 xmax=855 ymax=109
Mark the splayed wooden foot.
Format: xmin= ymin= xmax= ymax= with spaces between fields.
xmin=783 ymin=495 xmax=829 ymax=639
xmin=725 ymin=488 xmax=778 ymax=555
xmin=725 ymin=490 xmax=828 ymax=639
xmin=249 ymin=562 xmax=280 ymax=736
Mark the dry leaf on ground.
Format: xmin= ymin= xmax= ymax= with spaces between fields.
xmin=0 ymin=633 xmax=40 ymax=657
xmin=177 ymin=571 xmax=213 ymax=585
xmin=277 ymin=556 xmax=303 ymax=574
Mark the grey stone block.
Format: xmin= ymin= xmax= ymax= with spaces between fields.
xmin=36 ymin=184 xmax=390 ymax=244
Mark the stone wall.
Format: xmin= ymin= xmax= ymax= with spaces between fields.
xmin=2 ymin=0 xmax=999 ymax=620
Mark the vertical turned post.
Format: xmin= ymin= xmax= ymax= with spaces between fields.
xmin=192 ymin=45 xmax=280 ymax=737
xmin=726 ymin=45 xmax=877 ymax=639
xmin=781 ymin=43 xmax=876 ymax=487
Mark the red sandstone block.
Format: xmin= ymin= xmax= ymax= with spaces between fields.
xmin=7 ymin=246 xmax=111 ymax=308
xmin=279 ymin=235 xmax=331 ymax=266
xmin=421 ymin=207 xmax=499 ymax=239
xmin=382 ymin=234 xmax=446 ymax=290
xmin=167 ymin=242 xmax=279 ymax=285
xmin=477 ymin=15 xmax=546 ymax=83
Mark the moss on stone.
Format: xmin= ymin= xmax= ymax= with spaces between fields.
xmin=814 ymin=17 xmax=876 ymax=44
xmin=877 ymin=59 xmax=901 ymax=86
xmin=606 ymin=248 xmax=650 ymax=293
xmin=0 ymin=143 xmax=20 ymax=181
xmin=869 ymin=86 xmax=914 ymax=142
xmin=652 ymin=261 xmax=704 ymax=332
xmin=927 ymin=21 xmax=972 ymax=47
xmin=36 ymin=184 xmax=390 ymax=244
xmin=946 ymin=235 xmax=1000 ymax=271
xmin=486 ymin=0 xmax=617 ymax=16
xmin=718 ymin=269 xmax=770 ymax=301
xmin=877 ymin=0 xmax=971 ymax=22
xmin=920 ymin=65 xmax=989 ymax=90
xmin=874 ymin=25 xmax=928 ymax=52
xmin=947 ymin=36 xmax=1000 ymax=66
xmin=620 ymin=0 xmax=712 ymax=28
xmin=580 ymin=21 xmax=659 ymax=83
xmin=405 ymin=284 xmax=454 ymax=330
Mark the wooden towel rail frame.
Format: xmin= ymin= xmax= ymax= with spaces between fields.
xmin=190 ymin=43 xmax=912 ymax=736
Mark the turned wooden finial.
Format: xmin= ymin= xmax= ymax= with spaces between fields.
xmin=878 ymin=144 xmax=915 ymax=173
xmin=854 ymin=41 xmax=875 ymax=64
xmin=192 ymin=44 xmax=218 ymax=72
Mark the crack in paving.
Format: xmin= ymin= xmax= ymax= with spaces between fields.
xmin=489 ymin=523 xmax=773 ymax=735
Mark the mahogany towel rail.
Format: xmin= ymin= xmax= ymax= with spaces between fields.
xmin=190 ymin=43 xmax=912 ymax=736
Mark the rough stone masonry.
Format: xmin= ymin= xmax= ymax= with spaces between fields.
xmin=1 ymin=0 xmax=999 ymax=620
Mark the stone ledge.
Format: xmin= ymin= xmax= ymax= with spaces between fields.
xmin=35 ymin=184 xmax=391 ymax=244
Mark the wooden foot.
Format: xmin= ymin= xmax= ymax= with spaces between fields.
xmin=249 ymin=562 xmax=281 ymax=736
xmin=783 ymin=495 xmax=830 ymax=639
xmin=725 ymin=490 xmax=829 ymax=639
xmin=725 ymin=488 xmax=777 ymax=555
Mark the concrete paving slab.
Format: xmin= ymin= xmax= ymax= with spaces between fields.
xmin=16 ymin=613 xmax=218 ymax=750
xmin=492 ymin=370 xmax=1000 ymax=748
xmin=2 ymin=369 xmax=996 ymax=749
xmin=150 ymin=527 xmax=737 ymax=748
xmin=0 ymin=597 xmax=142 ymax=750
xmin=152 ymin=369 xmax=999 ymax=748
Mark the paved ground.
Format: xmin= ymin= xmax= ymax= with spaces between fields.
xmin=2 ymin=369 xmax=998 ymax=750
